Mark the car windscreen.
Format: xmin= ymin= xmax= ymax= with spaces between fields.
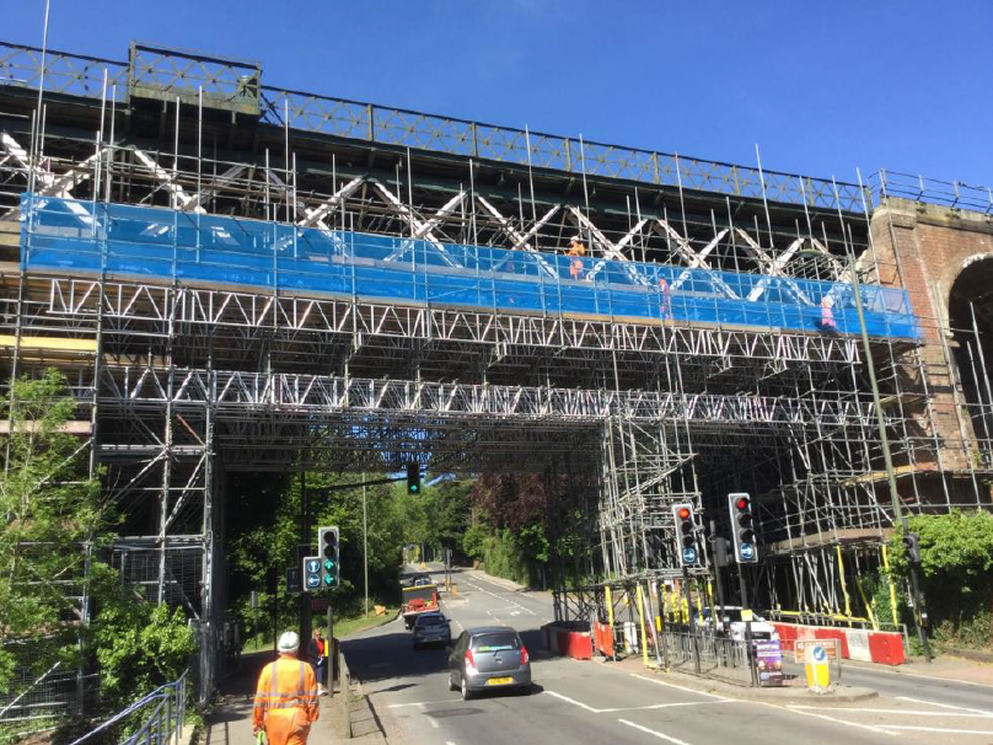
xmin=472 ymin=633 xmax=520 ymax=652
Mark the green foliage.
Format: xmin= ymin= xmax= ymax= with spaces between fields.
xmin=0 ymin=370 xmax=104 ymax=693
xmin=480 ymin=529 xmax=529 ymax=586
xmin=90 ymin=585 xmax=196 ymax=706
xmin=462 ymin=520 xmax=488 ymax=560
xmin=227 ymin=471 xmax=408 ymax=645
xmin=889 ymin=510 xmax=993 ymax=649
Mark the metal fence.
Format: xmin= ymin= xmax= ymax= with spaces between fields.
xmin=0 ymin=660 xmax=98 ymax=724
xmin=662 ymin=631 xmax=754 ymax=685
xmin=68 ymin=670 xmax=189 ymax=745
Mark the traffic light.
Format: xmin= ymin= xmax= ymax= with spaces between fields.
xmin=672 ymin=502 xmax=702 ymax=567
xmin=406 ymin=462 xmax=421 ymax=495
xmin=903 ymin=531 xmax=922 ymax=564
xmin=728 ymin=492 xmax=759 ymax=564
xmin=318 ymin=526 xmax=340 ymax=588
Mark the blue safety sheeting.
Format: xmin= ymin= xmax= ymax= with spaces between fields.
xmin=19 ymin=194 xmax=920 ymax=339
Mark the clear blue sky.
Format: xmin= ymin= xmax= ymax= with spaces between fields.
xmin=6 ymin=0 xmax=991 ymax=187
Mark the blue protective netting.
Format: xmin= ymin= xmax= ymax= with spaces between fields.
xmin=19 ymin=195 xmax=920 ymax=339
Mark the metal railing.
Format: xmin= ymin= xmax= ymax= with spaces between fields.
xmin=662 ymin=631 xmax=754 ymax=685
xmin=0 ymin=40 xmax=866 ymax=211
xmin=68 ymin=670 xmax=189 ymax=745
xmin=870 ymin=169 xmax=993 ymax=213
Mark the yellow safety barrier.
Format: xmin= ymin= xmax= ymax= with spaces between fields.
xmin=881 ymin=544 xmax=899 ymax=626
xmin=636 ymin=584 xmax=649 ymax=668
xmin=835 ymin=545 xmax=853 ymax=625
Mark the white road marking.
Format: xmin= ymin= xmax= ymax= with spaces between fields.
xmin=629 ymin=673 xmax=729 ymax=701
xmin=789 ymin=705 xmax=993 ymax=718
xmin=856 ymin=666 xmax=993 ymax=690
xmin=767 ymin=702 xmax=897 ymax=736
xmin=542 ymin=688 xmax=733 ymax=715
xmin=879 ymin=725 xmax=993 ymax=734
xmin=428 ymin=718 xmax=439 ymax=729
xmin=543 ymin=689 xmax=601 ymax=713
xmin=896 ymin=695 xmax=993 ymax=718
xmin=602 ymin=701 xmax=737 ymax=713
xmin=618 ymin=718 xmax=695 ymax=745
xmin=464 ymin=581 xmax=538 ymax=616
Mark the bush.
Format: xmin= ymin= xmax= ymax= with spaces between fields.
xmin=90 ymin=581 xmax=196 ymax=707
xmin=889 ymin=510 xmax=993 ymax=650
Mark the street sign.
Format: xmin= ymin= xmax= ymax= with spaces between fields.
xmin=739 ymin=543 xmax=756 ymax=562
xmin=311 ymin=596 xmax=329 ymax=612
xmin=682 ymin=547 xmax=697 ymax=564
xmin=794 ymin=638 xmax=839 ymax=664
xmin=286 ymin=567 xmax=301 ymax=594
xmin=302 ymin=555 xmax=321 ymax=593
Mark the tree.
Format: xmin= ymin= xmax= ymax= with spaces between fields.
xmin=0 ymin=369 xmax=103 ymax=693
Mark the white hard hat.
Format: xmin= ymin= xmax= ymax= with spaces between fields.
xmin=278 ymin=631 xmax=300 ymax=653
xmin=570 ymin=235 xmax=582 ymax=243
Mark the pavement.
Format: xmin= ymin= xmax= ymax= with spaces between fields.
xmin=339 ymin=565 xmax=993 ymax=744
xmin=201 ymin=650 xmax=343 ymax=745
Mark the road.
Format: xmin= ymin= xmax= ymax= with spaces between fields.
xmin=342 ymin=567 xmax=993 ymax=745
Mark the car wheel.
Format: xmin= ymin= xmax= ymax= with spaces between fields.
xmin=448 ymin=671 xmax=458 ymax=691
xmin=460 ymin=676 xmax=472 ymax=701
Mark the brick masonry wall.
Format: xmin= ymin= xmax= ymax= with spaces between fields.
xmin=869 ymin=198 xmax=993 ymax=475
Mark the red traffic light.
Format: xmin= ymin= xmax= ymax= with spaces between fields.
xmin=735 ymin=497 xmax=750 ymax=511
xmin=677 ymin=506 xmax=691 ymax=520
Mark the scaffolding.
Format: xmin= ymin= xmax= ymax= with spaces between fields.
xmin=1 ymin=39 xmax=992 ymax=706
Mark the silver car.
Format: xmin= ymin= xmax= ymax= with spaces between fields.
xmin=448 ymin=626 xmax=531 ymax=700
xmin=412 ymin=612 xmax=451 ymax=650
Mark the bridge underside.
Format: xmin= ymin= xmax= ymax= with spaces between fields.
xmin=1 ymin=40 xmax=991 ymax=708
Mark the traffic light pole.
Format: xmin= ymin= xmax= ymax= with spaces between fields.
xmin=903 ymin=517 xmax=932 ymax=662
xmin=327 ymin=602 xmax=334 ymax=697
xmin=851 ymin=257 xmax=931 ymax=662
xmin=682 ymin=567 xmax=701 ymax=674
xmin=300 ymin=469 xmax=312 ymax=646
xmin=736 ymin=562 xmax=758 ymax=687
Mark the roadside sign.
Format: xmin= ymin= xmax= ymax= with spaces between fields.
xmin=682 ymin=547 xmax=697 ymax=564
xmin=794 ymin=638 xmax=839 ymax=664
xmin=311 ymin=597 xmax=329 ymax=611
xmin=740 ymin=608 xmax=753 ymax=622
xmin=286 ymin=567 xmax=301 ymax=594
xmin=303 ymin=555 xmax=321 ymax=593
xmin=755 ymin=640 xmax=784 ymax=686
xmin=739 ymin=543 xmax=756 ymax=562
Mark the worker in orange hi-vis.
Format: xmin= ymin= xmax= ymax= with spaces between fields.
xmin=566 ymin=235 xmax=587 ymax=281
xmin=252 ymin=631 xmax=320 ymax=745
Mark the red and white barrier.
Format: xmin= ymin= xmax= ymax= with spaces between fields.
xmin=542 ymin=622 xmax=593 ymax=660
xmin=771 ymin=621 xmax=905 ymax=665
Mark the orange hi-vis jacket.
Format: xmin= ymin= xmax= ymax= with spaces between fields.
xmin=253 ymin=656 xmax=320 ymax=745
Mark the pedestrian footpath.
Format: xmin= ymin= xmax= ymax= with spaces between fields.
xmin=202 ymin=651 xmax=342 ymax=745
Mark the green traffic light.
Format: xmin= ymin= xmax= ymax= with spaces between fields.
xmin=324 ymin=574 xmax=333 ymax=585
xmin=324 ymin=559 xmax=335 ymax=570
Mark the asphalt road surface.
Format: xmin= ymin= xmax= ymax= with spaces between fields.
xmin=342 ymin=566 xmax=993 ymax=744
